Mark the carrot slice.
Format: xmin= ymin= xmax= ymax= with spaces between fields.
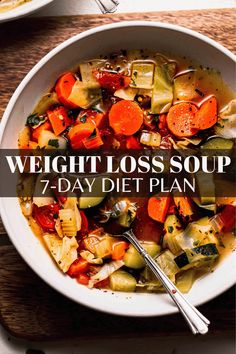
xmin=148 ymin=196 xmax=171 ymax=223
xmin=193 ymin=96 xmax=218 ymax=130
xmin=109 ymin=100 xmax=144 ymax=136
xmin=55 ymin=72 xmax=77 ymax=108
xmin=68 ymin=122 xmax=95 ymax=149
xmin=32 ymin=120 xmax=52 ymax=142
xmin=112 ymin=241 xmax=129 ymax=260
xmin=166 ymin=102 xmax=198 ymax=137
xmin=47 ymin=106 xmax=71 ymax=136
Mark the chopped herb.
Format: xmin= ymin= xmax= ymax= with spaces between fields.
xmin=26 ymin=113 xmax=46 ymax=127
xmin=215 ymin=122 xmax=224 ymax=128
xmin=53 ymin=213 xmax=59 ymax=219
xmin=48 ymin=139 xmax=59 ymax=148
xmin=168 ymin=226 xmax=174 ymax=234
xmin=80 ymin=114 xmax=88 ymax=123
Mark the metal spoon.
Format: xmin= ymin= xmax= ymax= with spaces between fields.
xmin=116 ymin=229 xmax=210 ymax=335
xmin=95 ymin=0 xmax=119 ymax=14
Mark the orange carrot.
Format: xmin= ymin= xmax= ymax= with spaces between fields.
xmin=173 ymin=196 xmax=194 ymax=217
xmin=68 ymin=122 xmax=95 ymax=149
xmin=109 ymin=100 xmax=144 ymax=136
xmin=112 ymin=241 xmax=129 ymax=260
xmin=83 ymin=129 xmax=103 ymax=149
xmin=55 ymin=72 xmax=77 ymax=108
xmin=193 ymin=96 xmax=218 ymax=130
xmin=166 ymin=102 xmax=198 ymax=137
xmin=32 ymin=120 xmax=52 ymax=142
xmin=148 ymin=196 xmax=171 ymax=223
xmin=47 ymin=106 xmax=71 ymax=136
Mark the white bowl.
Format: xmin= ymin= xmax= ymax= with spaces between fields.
xmin=0 ymin=22 xmax=235 ymax=317
xmin=0 ymin=0 xmax=54 ymax=23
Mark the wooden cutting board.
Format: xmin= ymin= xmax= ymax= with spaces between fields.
xmin=0 ymin=9 xmax=235 ymax=341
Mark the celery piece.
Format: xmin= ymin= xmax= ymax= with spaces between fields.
xmin=151 ymin=64 xmax=174 ymax=114
xmin=131 ymin=62 xmax=155 ymax=89
xmin=110 ymin=270 xmax=137 ymax=292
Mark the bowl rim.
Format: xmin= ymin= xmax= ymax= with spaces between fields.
xmin=0 ymin=0 xmax=54 ymax=23
xmin=0 ymin=21 xmax=235 ymax=317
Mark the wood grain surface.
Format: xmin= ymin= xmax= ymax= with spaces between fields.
xmin=0 ymin=9 xmax=235 ymax=341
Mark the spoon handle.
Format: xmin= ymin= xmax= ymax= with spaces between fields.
xmin=95 ymin=0 xmax=119 ymax=14
xmin=124 ymin=230 xmax=210 ymax=335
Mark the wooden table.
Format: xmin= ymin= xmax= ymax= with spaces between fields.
xmin=0 ymin=9 xmax=235 ymax=341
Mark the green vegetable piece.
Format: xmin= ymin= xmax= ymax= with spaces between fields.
xmin=176 ymin=270 xmax=196 ymax=293
xmin=124 ymin=242 xmax=161 ymax=269
xmin=109 ymin=270 xmax=137 ymax=292
xmin=48 ymin=139 xmax=59 ymax=148
xmin=130 ymin=62 xmax=155 ymax=89
xmin=151 ymin=64 xmax=173 ymax=114
xmin=163 ymin=215 xmax=183 ymax=254
xmin=201 ymin=137 xmax=234 ymax=151
xmin=26 ymin=113 xmax=46 ymax=128
xmin=33 ymin=92 xmax=59 ymax=115
xmin=174 ymin=243 xmax=219 ymax=270
xmin=196 ymin=171 xmax=215 ymax=205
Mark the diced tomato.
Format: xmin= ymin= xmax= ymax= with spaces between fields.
xmin=80 ymin=211 xmax=89 ymax=234
xmin=158 ymin=114 xmax=170 ymax=137
xmin=219 ymin=205 xmax=236 ymax=232
xmin=126 ymin=136 xmax=141 ymax=149
xmin=33 ymin=203 xmax=60 ymax=231
xmin=67 ymin=257 xmax=89 ymax=278
xmin=47 ymin=106 xmax=71 ymax=136
xmin=93 ymin=70 xmax=131 ymax=92
xmin=93 ymin=277 xmax=110 ymax=289
xmin=76 ymin=273 xmax=90 ymax=285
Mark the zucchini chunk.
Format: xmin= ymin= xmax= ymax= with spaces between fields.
xmin=110 ymin=270 xmax=137 ymax=292
xmin=201 ymin=137 xmax=234 ymax=151
xmin=174 ymin=243 xmax=219 ymax=270
xmin=123 ymin=242 xmax=161 ymax=269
